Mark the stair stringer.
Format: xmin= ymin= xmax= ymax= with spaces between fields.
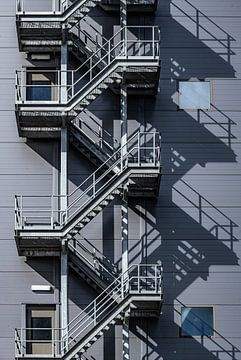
xmin=63 ymin=295 xmax=133 ymax=360
xmin=68 ymin=122 xmax=115 ymax=169
xmin=68 ymin=248 xmax=116 ymax=293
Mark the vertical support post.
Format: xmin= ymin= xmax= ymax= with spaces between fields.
xmin=120 ymin=84 xmax=127 ymax=168
xmin=122 ymin=319 xmax=130 ymax=360
xmin=120 ymin=0 xmax=127 ymax=28
xmin=61 ymin=40 xmax=68 ymax=104
xmin=60 ymin=31 xmax=68 ymax=352
xmin=120 ymin=0 xmax=127 ymax=54
xmin=60 ymin=127 xmax=68 ymax=220
xmin=120 ymin=4 xmax=129 ymax=360
xmin=61 ymin=239 xmax=68 ymax=353
xmin=121 ymin=202 xmax=128 ymax=283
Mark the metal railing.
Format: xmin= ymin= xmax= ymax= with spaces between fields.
xmin=16 ymin=0 xmax=100 ymax=15
xmin=68 ymin=237 xmax=118 ymax=282
xmin=71 ymin=111 xmax=120 ymax=156
xmin=15 ymin=131 xmax=161 ymax=230
xmin=16 ymin=0 xmax=157 ymax=14
xmin=15 ymin=263 xmax=162 ymax=358
xmin=15 ymin=26 xmax=160 ymax=105
xmin=71 ymin=17 xmax=109 ymax=53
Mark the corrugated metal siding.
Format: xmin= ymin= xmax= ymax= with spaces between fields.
xmin=0 ymin=0 xmax=241 ymax=358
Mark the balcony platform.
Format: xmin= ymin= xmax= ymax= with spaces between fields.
xmin=15 ymin=235 xmax=61 ymax=257
xmin=100 ymin=0 xmax=158 ymax=13
xmin=16 ymin=63 xmax=160 ymax=138
xmin=129 ymin=294 xmax=163 ymax=317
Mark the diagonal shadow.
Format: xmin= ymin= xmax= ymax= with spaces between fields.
xmin=23 ymin=0 xmax=239 ymax=359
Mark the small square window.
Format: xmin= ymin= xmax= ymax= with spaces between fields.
xmin=181 ymin=307 xmax=214 ymax=337
xmin=179 ymin=81 xmax=211 ymax=110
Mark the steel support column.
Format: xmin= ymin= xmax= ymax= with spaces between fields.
xmin=120 ymin=0 xmax=129 ymax=350
xmin=122 ymin=319 xmax=130 ymax=360
xmin=60 ymin=127 xmax=68 ymax=214
xmin=120 ymin=0 xmax=127 ymax=28
xmin=61 ymin=42 xmax=68 ymax=104
xmin=120 ymin=81 xmax=128 ymax=278
xmin=60 ymin=39 xmax=68 ymax=345
xmin=61 ymin=240 xmax=68 ymax=347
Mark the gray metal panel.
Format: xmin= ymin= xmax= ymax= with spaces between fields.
xmin=1 ymin=0 xmax=241 ymax=358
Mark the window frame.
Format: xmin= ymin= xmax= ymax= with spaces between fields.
xmin=177 ymin=80 xmax=213 ymax=111
xmin=25 ymin=304 xmax=57 ymax=355
xmin=26 ymin=68 xmax=59 ymax=102
xmin=179 ymin=305 xmax=215 ymax=338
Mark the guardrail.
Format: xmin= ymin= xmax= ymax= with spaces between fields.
xmin=15 ymin=131 xmax=161 ymax=230
xmin=15 ymin=26 xmax=160 ymax=104
xmin=15 ymin=263 xmax=163 ymax=358
xmin=16 ymin=0 xmax=158 ymax=14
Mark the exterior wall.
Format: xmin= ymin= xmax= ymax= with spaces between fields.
xmin=0 ymin=0 xmax=241 ymax=359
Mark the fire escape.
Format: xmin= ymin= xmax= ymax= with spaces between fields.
xmin=14 ymin=0 xmax=163 ymax=359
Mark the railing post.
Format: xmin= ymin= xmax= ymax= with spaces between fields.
xmin=125 ymin=26 xmax=127 ymax=57
xmin=21 ymin=327 xmax=23 ymax=356
xmin=94 ymin=299 xmax=97 ymax=325
xmin=51 ymin=195 xmax=54 ymax=229
xmin=20 ymin=195 xmax=23 ymax=228
xmin=95 ymin=32 xmax=98 ymax=51
xmin=138 ymin=132 xmax=140 ymax=166
xmin=71 ymin=70 xmax=74 ymax=99
xmin=108 ymin=40 xmax=110 ymax=64
xmin=93 ymin=173 xmax=95 ymax=198
xmin=155 ymin=265 xmax=157 ymax=293
xmin=90 ymin=57 xmax=92 ymax=80
xmin=99 ymin=126 xmax=102 ymax=148
xmin=20 ymin=69 xmax=24 ymax=103
xmin=153 ymin=132 xmax=155 ymax=164
xmin=138 ymin=265 xmax=140 ymax=293
xmin=152 ymin=26 xmax=155 ymax=57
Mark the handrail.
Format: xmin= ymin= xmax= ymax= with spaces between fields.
xmin=15 ymin=131 xmax=161 ymax=229
xmin=15 ymin=26 xmax=160 ymax=104
xmin=15 ymin=263 xmax=162 ymax=357
xmin=16 ymin=0 xmax=101 ymax=17
xmin=16 ymin=0 xmax=157 ymax=16
xmin=68 ymin=238 xmax=118 ymax=281
xmin=69 ymin=236 xmax=118 ymax=271
xmin=71 ymin=112 xmax=120 ymax=154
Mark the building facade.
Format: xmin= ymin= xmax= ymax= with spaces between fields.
xmin=0 ymin=0 xmax=241 ymax=359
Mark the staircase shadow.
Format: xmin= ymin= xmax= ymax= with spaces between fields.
xmin=22 ymin=0 xmax=239 ymax=359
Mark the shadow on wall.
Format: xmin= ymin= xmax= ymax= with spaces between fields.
xmin=24 ymin=0 xmax=239 ymax=359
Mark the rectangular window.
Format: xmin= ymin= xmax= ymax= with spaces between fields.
xmin=26 ymin=72 xmax=56 ymax=101
xmin=29 ymin=80 xmax=52 ymax=101
xmin=178 ymin=81 xmax=212 ymax=110
xmin=181 ymin=306 xmax=214 ymax=337
xmin=26 ymin=305 xmax=56 ymax=355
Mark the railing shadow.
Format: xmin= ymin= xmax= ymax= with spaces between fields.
xmin=171 ymin=0 xmax=235 ymax=64
xmin=197 ymin=105 xmax=236 ymax=149
xmin=173 ymin=179 xmax=239 ymax=251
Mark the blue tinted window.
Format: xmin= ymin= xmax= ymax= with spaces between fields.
xmin=179 ymin=81 xmax=211 ymax=110
xmin=28 ymin=80 xmax=51 ymax=101
xmin=181 ymin=307 xmax=214 ymax=337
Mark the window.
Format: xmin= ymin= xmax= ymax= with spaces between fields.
xmin=26 ymin=305 xmax=56 ymax=355
xmin=26 ymin=72 xmax=56 ymax=101
xmin=181 ymin=307 xmax=214 ymax=337
xmin=178 ymin=81 xmax=212 ymax=110
xmin=29 ymin=80 xmax=52 ymax=101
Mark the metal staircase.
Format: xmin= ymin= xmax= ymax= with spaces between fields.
xmin=15 ymin=131 xmax=161 ymax=254
xmin=16 ymin=0 xmax=158 ymax=53
xmin=68 ymin=237 xmax=118 ymax=292
xmin=14 ymin=1 xmax=162 ymax=357
xmin=69 ymin=112 xmax=120 ymax=168
xmin=16 ymin=0 xmax=102 ymax=30
xmin=15 ymin=264 xmax=163 ymax=359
